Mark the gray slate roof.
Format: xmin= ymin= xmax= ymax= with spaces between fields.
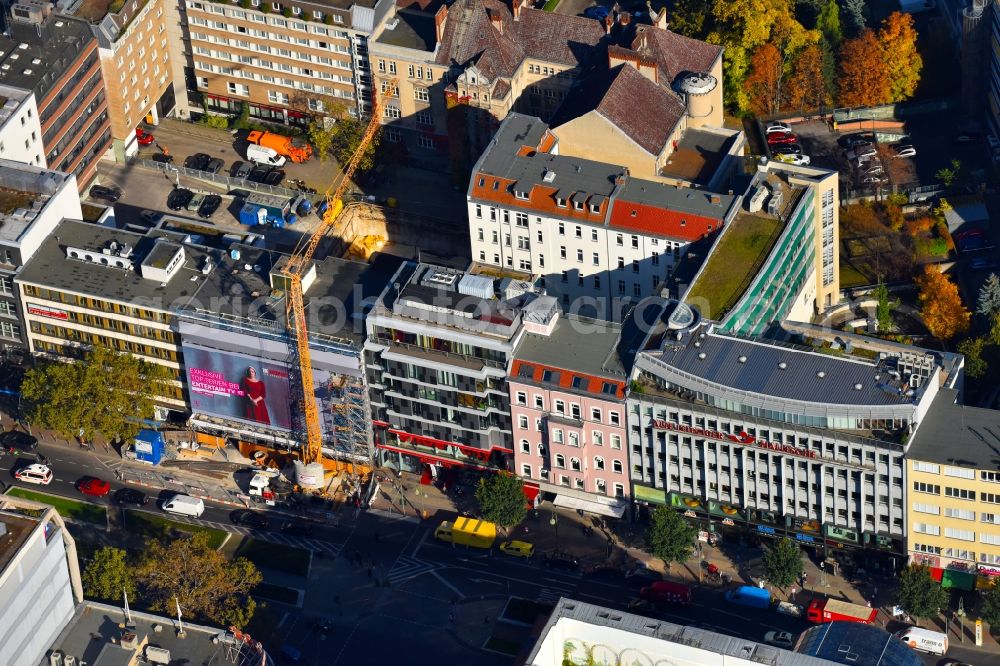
xmin=515 ymin=315 xmax=627 ymax=380
xmin=907 ymin=388 xmax=1000 ymax=469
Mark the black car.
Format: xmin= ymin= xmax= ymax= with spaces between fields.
xmin=231 ymin=161 xmax=253 ymax=179
xmin=247 ymin=165 xmax=271 ymax=183
xmin=0 ymin=430 xmax=37 ymax=452
xmin=184 ymin=153 xmax=211 ymax=170
xmin=113 ymin=487 xmax=149 ymax=506
xmin=197 ymin=194 xmax=222 ymax=219
xmin=89 ymin=184 xmax=122 ymax=203
xmin=205 ymin=157 xmax=225 ymax=174
xmin=279 ymin=521 xmax=314 ymax=538
xmin=167 ymin=188 xmax=194 ymax=211
xmin=839 ymin=132 xmax=875 ymax=149
xmin=543 ymin=550 xmax=580 ymax=571
xmin=139 ymin=209 xmax=164 ymax=226
xmin=231 ymin=509 xmax=270 ymax=529
xmin=263 ymin=169 xmax=285 ymax=186
xmin=770 ymin=144 xmax=803 ymax=156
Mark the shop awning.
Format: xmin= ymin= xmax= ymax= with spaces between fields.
xmin=552 ymin=494 xmax=627 ymax=518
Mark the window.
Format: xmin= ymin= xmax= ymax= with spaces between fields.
xmin=592 ymin=431 xmax=603 ymax=446
xmin=554 ymin=453 xmax=565 ymax=468
xmin=576 ymin=249 xmax=583 ymax=262
xmin=570 ymin=457 xmax=581 ymax=471
xmin=383 ymin=105 xmax=400 ymax=119
xmin=515 ymin=391 xmax=526 ymax=405
xmin=609 ymin=411 xmax=620 ymax=426
xmin=534 ymin=395 xmax=543 ymax=409
xmin=554 ymin=400 xmax=565 ymax=414
xmin=944 ymin=507 xmax=976 ymax=520
xmin=913 ymin=482 xmax=940 ymax=494
xmin=913 ymin=461 xmax=939 ymax=473
xmin=982 ymin=513 xmax=1000 ymax=524
xmin=521 ymin=463 xmax=531 ymax=477
xmin=612 ymin=460 xmax=623 ymax=473
xmin=912 ymin=503 xmax=939 ymax=515
xmin=591 ymin=408 xmax=602 ymax=422
xmin=560 ymin=246 xmax=567 ymax=259
xmin=945 ymin=466 xmax=975 ymax=479
xmin=614 ymin=483 xmax=624 ymax=498
xmin=591 ymin=229 xmax=598 ymax=241
xmin=415 ymin=110 xmax=433 ymax=126
xmin=594 ymin=456 xmax=605 ymax=470
xmin=568 ymin=432 xmax=579 ymax=447
xmin=592 ymin=252 xmax=599 ymax=266
xmin=913 ymin=522 xmax=940 ymax=536
xmin=631 ymin=235 xmax=639 ymax=249
xmin=596 ymin=479 xmax=607 ymax=494
xmin=553 ymin=429 xmax=564 ymax=444
xmin=520 ymin=440 xmax=530 ymax=453
xmin=945 ymin=527 xmax=975 ymax=541
xmin=518 ymin=415 xmax=529 ymax=429
xmin=983 ymin=471 xmax=1000 ymax=483
xmin=610 ymin=434 xmax=621 ymax=449
xmin=984 ymin=493 xmax=1000 ymax=504
xmin=913 ymin=543 xmax=942 ymax=554
xmin=616 ymin=234 xmax=623 ymax=246
xmin=945 ymin=487 xmax=975 ymax=500
xmin=414 ymin=87 xmax=429 ymax=102
xmin=982 ymin=533 xmax=1000 ymax=545
xmin=558 ymin=222 xmax=565 ymax=235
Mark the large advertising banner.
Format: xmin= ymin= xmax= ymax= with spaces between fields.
xmin=184 ymin=346 xmax=294 ymax=430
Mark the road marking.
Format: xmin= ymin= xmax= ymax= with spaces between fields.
xmin=716 ymin=609 xmax=747 ymax=620
xmin=430 ymin=569 xmax=465 ymax=600
xmin=386 ymin=555 xmax=439 ymax=586
xmin=536 ymin=588 xmax=564 ymax=605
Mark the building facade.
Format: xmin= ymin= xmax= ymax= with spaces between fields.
xmin=184 ymin=0 xmax=391 ymax=125
xmin=0 ymin=161 xmax=81 ymax=352
xmin=508 ymin=315 xmax=630 ymax=517
xmin=467 ymin=113 xmax=738 ymax=321
xmin=0 ymin=14 xmax=111 ymax=188
xmin=626 ymin=300 xmax=962 ymax=558
xmin=85 ymin=0 xmax=175 ymax=160
xmin=905 ymin=388 xmax=1000 ymax=590
xmin=0 ymin=86 xmax=43 ymax=167
xmin=365 ymin=261 xmax=559 ymax=473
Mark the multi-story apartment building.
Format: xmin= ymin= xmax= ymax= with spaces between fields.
xmin=683 ymin=160 xmax=840 ymax=332
xmin=508 ymin=315 xmax=632 ymax=517
xmin=0 ymin=495 xmax=82 ymax=666
xmin=626 ymin=298 xmax=963 ymax=559
xmin=467 ymin=113 xmax=739 ymax=321
xmin=81 ymin=0 xmax=175 ymax=160
xmin=365 ymin=261 xmax=560 ymax=474
xmin=370 ymin=0 xmax=605 ymax=166
xmin=906 ymin=388 xmax=1000 ymax=591
xmin=0 ymin=13 xmax=111 ymax=188
xmin=0 ymin=160 xmax=81 ymax=353
xmin=183 ymin=0 xmax=392 ymax=125
xmin=0 ymin=85 xmax=44 ymax=166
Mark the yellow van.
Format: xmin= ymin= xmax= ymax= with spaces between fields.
xmin=499 ymin=540 xmax=535 ymax=558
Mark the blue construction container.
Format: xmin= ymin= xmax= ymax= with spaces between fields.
xmin=133 ymin=429 xmax=165 ymax=465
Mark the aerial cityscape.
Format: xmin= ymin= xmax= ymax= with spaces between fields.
xmin=0 ymin=0 xmax=999 ymax=665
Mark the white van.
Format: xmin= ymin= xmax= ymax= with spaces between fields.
xmin=895 ymin=627 xmax=947 ymax=655
xmin=246 ymin=144 xmax=286 ymax=167
xmin=161 ymin=494 xmax=205 ymax=518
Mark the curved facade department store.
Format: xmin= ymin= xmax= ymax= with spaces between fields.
xmin=625 ymin=299 xmax=963 ymax=558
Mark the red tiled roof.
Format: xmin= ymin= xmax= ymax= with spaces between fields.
xmin=608 ymin=198 xmax=721 ymax=239
xmin=510 ymin=359 xmax=625 ymax=399
xmin=631 ymin=25 xmax=722 ymax=84
xmin=592 ymin=64 xmax=685 ymax=156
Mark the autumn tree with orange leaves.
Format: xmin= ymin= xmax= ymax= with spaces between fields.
xmin=916 ymin=265 xmax=970 ymax=340
xmin=878 ymin=11 xmax=922 ymax=102
xmin=743 ymin=43 xmax=786 ymax=116
xmin=786 ymin=43 xmax=829 ymax=112
xmin=838 ymin=30 xmax=889 ymax=107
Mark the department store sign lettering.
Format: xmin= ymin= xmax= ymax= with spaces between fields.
xmin=652 ymin=421 xmax=818 ymax=459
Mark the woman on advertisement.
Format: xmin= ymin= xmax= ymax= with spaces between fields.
xmin=242 ymin=366 xmax=271 ymax=424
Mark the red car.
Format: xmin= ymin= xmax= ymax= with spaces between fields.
xmin=767 ymin=132 xmax=798 ymax=145
xmin=135 ymin=128 xmax=155 ymax=146
xmin=77 ymin=477 xmax=111 ymax=497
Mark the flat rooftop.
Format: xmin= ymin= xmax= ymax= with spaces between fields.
xmin=660 ymin=127 xmax=739 ymax=186
xmin=0 ymin=511 xmax=38 ymax=580
xmin=375 ymin=8 xmax=437 ymax=51
xmin=0 ymin=16 xmax=95 ymax=101
xmin=907 ymin=388 xmax=1000 ymax=468
xmin=0 ymin=161 xmax=74 ymax=246
xmin=46 ymin=601 xmax=273 ymax=666
xmin=514 ymin=315 xmax=626 ymax=381
xmin=684 ymin=211 xmax=784 ymax=320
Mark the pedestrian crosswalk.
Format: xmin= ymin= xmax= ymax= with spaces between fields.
xmin=158 ymin=514 xmax=343 ymax=558
xmin=535 ymin=588 xmax=564 ymax=606
xmin=387 ymin=555 xmax=439 ymax=586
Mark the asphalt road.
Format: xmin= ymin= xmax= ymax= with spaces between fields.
xmin=3 ymin=440 xmax=999 ymax=665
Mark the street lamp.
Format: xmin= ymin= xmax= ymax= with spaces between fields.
xmin=957 ymin=596 xmax=966 ymax=643
xmin=550 ymin=511 xmax=559 ymax=551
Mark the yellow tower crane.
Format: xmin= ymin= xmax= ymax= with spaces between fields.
xmin=281 ymin=79 xmax=397 ymax=482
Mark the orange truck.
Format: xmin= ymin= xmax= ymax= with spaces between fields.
xmin=247 ymin=130 xmax=312 ymax=163
xmin=806 ymin=598 xmax=877 ymax=625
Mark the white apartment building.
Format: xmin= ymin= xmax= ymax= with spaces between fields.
xmin=467 ymin=113 xmax=738 ymax=320
xmin=0 ymin=86 xmax=44 ymax=167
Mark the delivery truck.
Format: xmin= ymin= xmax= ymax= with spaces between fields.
xmin=247 ymin=130 xmax=312 ymax=163
xmin=161 ymin=494 xmax=205 ymax=518
xmin=724 ymin=586 xmax=772 ymax=609
xmin=895 ymin=627 xmax=947 ymax=655
xmin=434 ymin=517 xmax=496 ymax=548
xmin=806 ymin=598 xmax=878 ymax=625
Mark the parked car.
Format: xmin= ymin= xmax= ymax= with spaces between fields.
xmin=135 ymin=128 xmax=155 ymax=146
xmin=953 ymin=132 xmax=983 ymax=144
xmin=167 ymin=188 xmax=194 ymax=210
xmin=113 ymin=488 xmax=149 ymax=506
xmin=184 ymin=153 xmax=211 ymax=170
xmin=959 ymin=234 xmax=992 ymax=252
xmin=248 ymin=165 xmax=272 ymax=183
xmin=89 ymin=184 xmax=122 ymax=203
xmin=543 ymin=550 xmax=580 ymax=571
xmin=205 ymin=157 xmax=225 ymax=174
xmin=766 ymin=132 xmax=797 ymax=145
xmin=770 ymin=143 xmax=803 ymax=155
xmin=764 ymin=631 xmax=796 ymax=649
xmin=231 ymin=161 xmax=253 ymax=179
xmin=231 ymin=509 xmax=270 ymax=529
xmin=0 ymin=430 xmax=37 ymax=452
xmin=860 ymin=164 xmax=884 ymax=176
xmin=139 ymin=209 xmax=164 ymax=225
xmin=499 ymin=540 xmax=535 ymax=558
xmin=77 ymin=477 xmax=111 ymax=497
xmin=859 ymin=175 xmax=887 ymax=185
xmin=776 ymin=153 xmax=810 ymax=166
xmin=847 ymin=145 xmax=877 ymax=160
xmin=263 ymin=169 xmax=286 ymax=186
xmin=198 ymin=194 xmax=222 ymax=218
xmin=893 ymin=144 xmax=917 ymax=158
xmin=765 ymin=122 xmax=792 ymax=134
xmin=583 ymin=5 xmax=609 ymax=20
xmin=186 ymin=192 xmax=206 ymax=213
xmin=840 ymin=133 xmax=875 ymax=148
xmin=14 ymin=463 xmax=52 ymax=485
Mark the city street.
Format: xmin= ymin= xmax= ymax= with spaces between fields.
xmin=2 ymin=436 xmax=999 ymax=665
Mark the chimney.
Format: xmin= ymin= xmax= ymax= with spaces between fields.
xmin=709 ymin=193 xmax=721 ymax=205
xmin=618 ymin=10 xmax=631 ymax=26
xmin=512 ymin=0 xmax=527 ymax=20
xmin=489 ymin=10 xmax=503 ymax=33
xmin=654 ymin=6 xmax=668 ymax=30
xmin=603 ymin=14 xmax=613 ymax=34
xmin=434 ymin=5 xmax=448 ymax=45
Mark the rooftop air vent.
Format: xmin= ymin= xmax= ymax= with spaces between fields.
xmin=698 ymin=352 xmax=706 ymax=360
xmin=542 ymin=169 xmax=556 ymax=183
xmin=854 ymin=383 xmax=863 ymax=390
xmin=817 ymin=371 xmax=826 ymax=378
xmin=738 ymin=355 xmax=747 ymax=363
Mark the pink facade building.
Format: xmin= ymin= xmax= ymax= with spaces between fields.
xmin=508 ymin=316 xmax=631 ymax=518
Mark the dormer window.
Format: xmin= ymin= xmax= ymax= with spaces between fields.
xmin=589 ymin=204 xmax=600 ymax=214
xmin=573 ymin=200 xmax=583 ymax=211
xmin=478 ymin=177 xmax=485 ymax=187
xmin=514 ymin=190 xmax=528 ymax=200
xmin=555 ymin=197 xmax=566 ymax=208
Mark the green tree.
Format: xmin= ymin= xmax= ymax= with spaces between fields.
xmin=329 ymin=118 xmax=380 ymax=172
xmin=982 ymin=584 xmax=1000 ymax=627
xmin=669 ymin=0 xmax=711 ymax=38
xmin=136 ymin=532 xmax=262 ymax=628
xmin=816 ymin=0 xmax=842 ymax=45
xmin=82 ymin=547 xmax=136 ymax=602
xmin=21 ymin=346 xmax=173 ymax=444
xmin=990 ymin=312 xmax=1000 ymax=347
xmin=307 ymin=122 xmax=335 ymax=161
xmin=872 ymin=279 xmax=895 ymax=332
xmin=474 ymin=473 xmax=527 ymax=532
xmin=936 ymin=159 xmax=961 ymax=188
xmin=978 ymin=273 xmax=1000 ymax=317
xmin=957 ymin=336 xmax=988 ymax=379
xmin=762 ymin=537 xmax=804 ymax=588
xmin=645 ymin=507 xmax=697 ymax=566
xmin=897 ymin=565 xmax=947 ymax=619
